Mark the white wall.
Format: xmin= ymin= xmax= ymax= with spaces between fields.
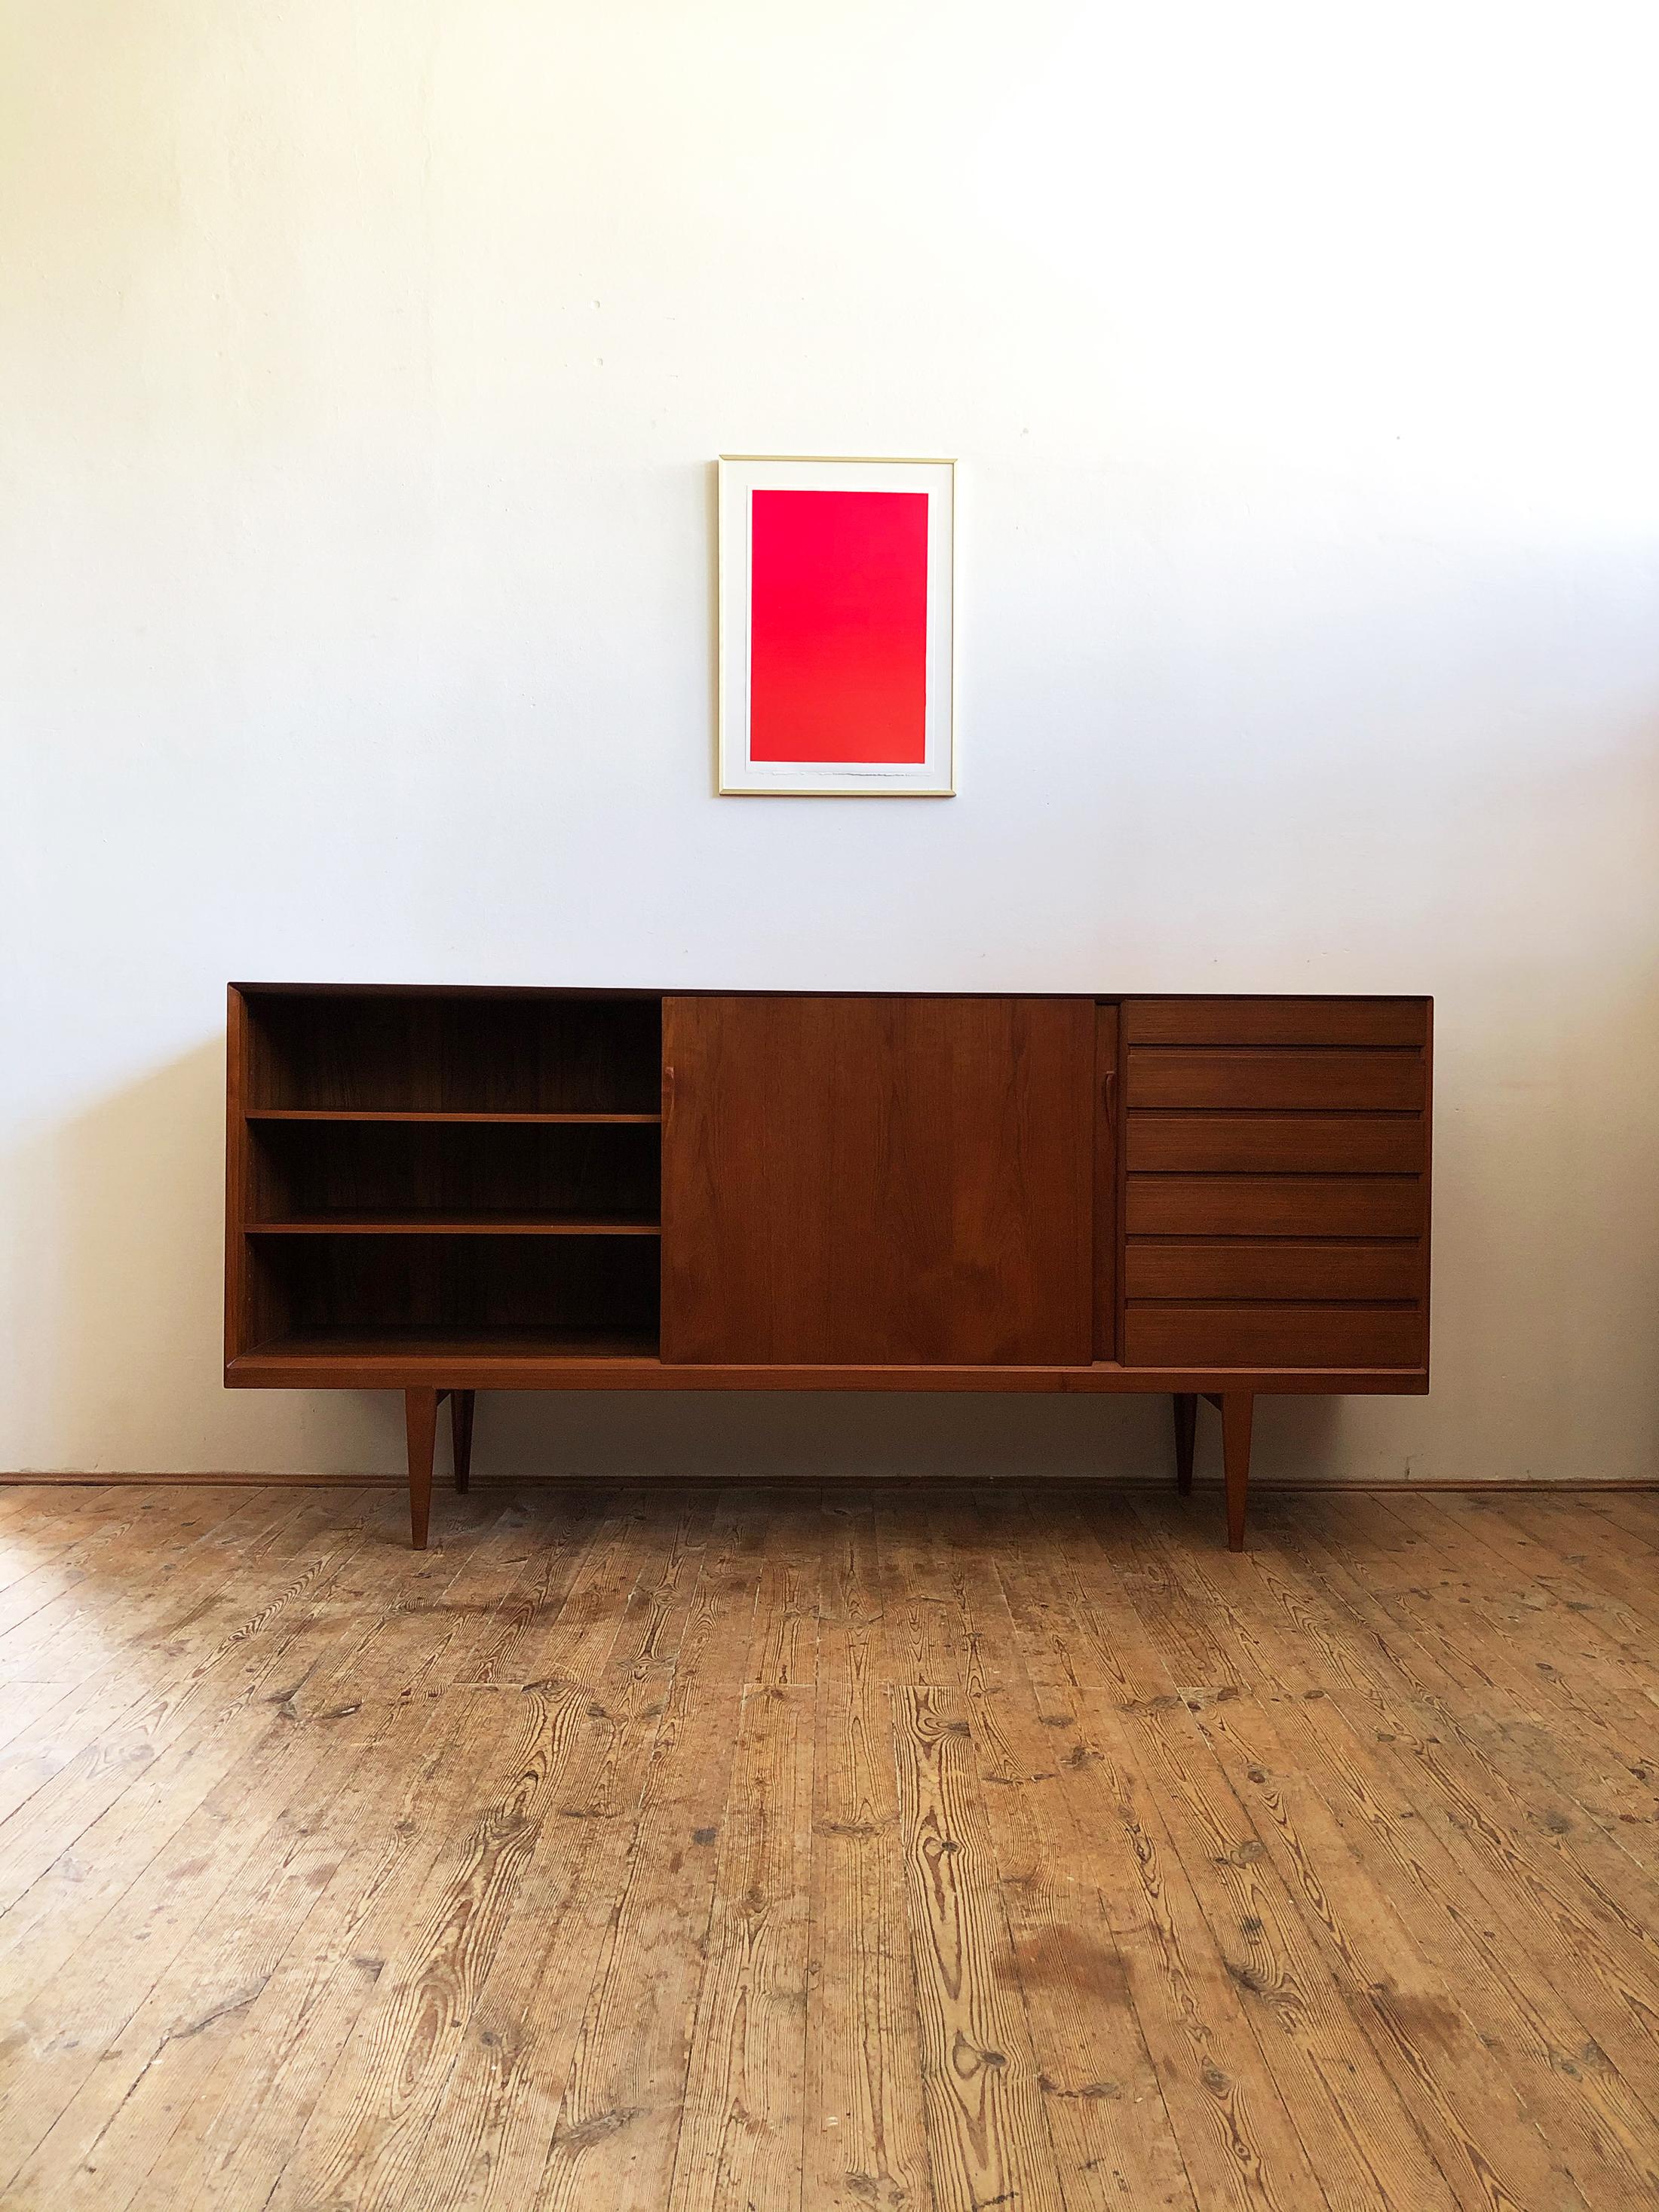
xmin=3 ymin=0 xmax=1656 ymax=1485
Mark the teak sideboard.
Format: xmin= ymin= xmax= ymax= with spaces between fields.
xmin=224 ymin=986 xmax=1432 ymax=1548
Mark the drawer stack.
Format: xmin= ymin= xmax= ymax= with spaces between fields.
xmin=1121 ymin=997 xmax=1430 ymax=1370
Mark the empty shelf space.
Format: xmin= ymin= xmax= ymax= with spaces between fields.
xmin=246 ymin=1116 xmax=661 ymax=1226
xmin=243 ymin=1232 xmax=661 ymax=1354
xmin=248 ymin=1216 xmax=661 ymax=1236
xmin=241 ymin=990 xmax=663 ymax=1115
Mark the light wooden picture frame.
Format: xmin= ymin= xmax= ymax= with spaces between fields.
xmin=717 ymin=454 xmax=956 ymax=796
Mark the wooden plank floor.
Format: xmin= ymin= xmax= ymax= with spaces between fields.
xmin=0 ymin=1479 xmax=1656 ymax=2210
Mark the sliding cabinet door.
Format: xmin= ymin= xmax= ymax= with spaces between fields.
xmin=661 ymin=995 xmax=1095 ymax=1365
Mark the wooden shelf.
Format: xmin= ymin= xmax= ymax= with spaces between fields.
xmin=245 ymin=1324 xmax=661 ymax=1364
xmin=245 ymin=1109 xmax=661 ymax=1125
xmin=247 ymin=1216 xmax=660 ymax=1237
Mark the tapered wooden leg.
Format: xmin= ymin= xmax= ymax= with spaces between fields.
xmin=1222 ymin=1391 xmax=1254 ymax=1552
xmin=1172 ymin=1394 xmax=1197 ymax=1495
xmin=405 ymin=1388 xmax=438 ymax=1550
xmin=451 ymin=1389 xmax=475 ymax=1493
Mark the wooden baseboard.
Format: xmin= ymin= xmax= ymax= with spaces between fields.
xmin=1232 ymin=1477 xmax=1658 ymax=1493
xmin=2 ymin=1471 xmax=1654 ymax=1494
xmin=0 ymin=1471 xmax=405 ymax=1487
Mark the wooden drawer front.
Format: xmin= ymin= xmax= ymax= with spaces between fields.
xmin=1124 ymin=997 xmax=1427 ymax=1047
xmin=1127 ymin=1114 xmax=1424 ymax=1175
xmin=1127 ymin=1174 xmax=1424 ymax=1238
xmin=1127 ymin=1047 xmax=1422 ymax=1112
xmin=1125 ymin=1305 xmax=1424 ymax=1369
xmin=1119 ymin=996 xmax=1431 ymax=1373
xmin=1127 ymin=1240 xmax=1418 ymax=1302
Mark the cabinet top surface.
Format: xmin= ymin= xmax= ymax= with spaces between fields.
xmin=230 ymin=983 xmax=1432 ymax=1004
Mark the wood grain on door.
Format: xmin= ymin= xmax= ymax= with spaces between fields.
xmin=661 ymin=995 xmax=1096 ymax=1365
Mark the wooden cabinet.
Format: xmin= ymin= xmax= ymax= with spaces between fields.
xmin=225 ymin=986 xmax=1432 ymax=1549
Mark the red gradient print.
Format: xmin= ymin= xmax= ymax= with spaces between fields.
xmin=748 ymin=489 xmax=929 ymax=764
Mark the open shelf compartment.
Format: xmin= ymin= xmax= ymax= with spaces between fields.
xmin=241 ymin=988 xmax=661 ymax=1115
xmin=228 ymin=987 xmax=667 ymax=1363
xmin=244 ymin=1233 xmax=661 ymax=1358
xmin=246 ymin=1115 xmax=661 ymax=1233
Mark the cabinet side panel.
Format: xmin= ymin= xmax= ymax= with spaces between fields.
xmin=225 ymin=986 xmax=250 ymax=1363
xmin=1420 ymin=998 xmax=1434 ymax=1376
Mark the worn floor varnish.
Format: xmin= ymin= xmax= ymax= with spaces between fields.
xmin=0 ymin=1480 xmax=1656 ymax=2211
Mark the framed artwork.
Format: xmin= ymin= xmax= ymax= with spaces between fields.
xmin=717 ymin=454 xmax=956 ymax=796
